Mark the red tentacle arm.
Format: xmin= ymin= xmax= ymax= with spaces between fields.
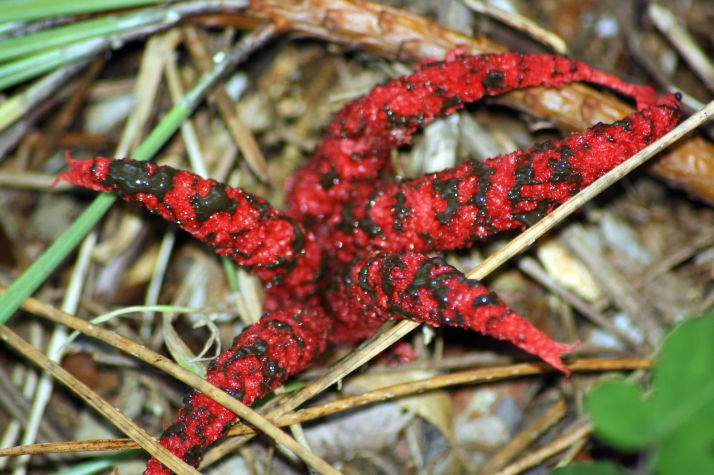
xmin=144 ymin=305 xmax=332 ymax=475
xmin=328 ymin=252 xmax=577 ymax=374
xmin=57 ymin=155 xmax=324 ymax=297
xmin=286 ymin=52 xmax=659 ymax=222
xmin=321 ymin=94 xmax=682 ymax=262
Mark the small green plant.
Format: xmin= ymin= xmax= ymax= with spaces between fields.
xmin=555 ymin=313 xmax=714 ymax=474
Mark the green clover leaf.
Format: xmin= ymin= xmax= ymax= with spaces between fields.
xmin=586 ymin=314 xmax=714 ymax=474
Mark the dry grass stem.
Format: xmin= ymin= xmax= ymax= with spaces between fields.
xmin=0 ymin=357 xmax=650 ymax=457
xmin=0 ymin=439 xmax=140 ymax=457
xmin=0 ymin=326 xmax=200 ymax=475
xmin=479 ymin=398 xmax=568 ymax=474
xmin=648 ymin=4 xmax=714 ymax=92
xmin=518 ymin=257 xmax=641 ymax=350
xmin=1 ymin=290 xmax=339 ymax=475
xmin=182 ymin=25 xmax=270 ymax=181
xmin=460 ymin=0 xmax=567 ymax=53
xmin=495 ymin=423 xmax=592 ymax=475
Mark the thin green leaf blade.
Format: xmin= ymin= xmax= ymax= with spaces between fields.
xmin=0 ymin=0 xmax=160 ymax=23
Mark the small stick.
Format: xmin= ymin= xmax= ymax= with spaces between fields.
xmin=479 ymin=398 xmax=568 ymax=474
xmin=0 ymin=291 xmax=340 ymax=475
xmin=518 ymin=257 xmax=640 ymax=350
xmin=495 ymin=423 xmax=592 ymax=475
xmin=648 ymin=4 xmax=714 ymax=92
xmin=0 ymin=326 xmax=200 ymax=475
xmin=0 ymin=357 xmax=650 ymax=457
xmin=182 ymin=25 xmax=270 ymax=181
xmin=461 ymin=0 xmax=567 ymax=54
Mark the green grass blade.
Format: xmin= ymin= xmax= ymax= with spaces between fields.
xmin=0 ymin=9 xmax=159 ymax=62
xmin=0 ymin=21 xmax=23 ymax=37
xmin=0 ymin=194 xmax=117 ymax=325
xmin=0 ymin=0 xmax=160 ymax=23
xmin=0 ymin=37 xmax=105 ymax=90
xmin=0 ymin=1 xmax=250 ymax=90
xmin=0 ymin=1 xmax=249 ymax=64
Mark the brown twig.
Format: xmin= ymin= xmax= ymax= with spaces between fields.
xmin=460 ymin=0 xmax=567 ymax=54
xmin=495 ymin=423 xmax=592 ymax=475
xmin=0 ymin=290 xmax=340 ymax=475
xmin=0 ymin=439 xmax=139 ymax=457
xmin=0 ymin=357 xmax=650 ymax=457
xmin=231 ymin=358 xmax=649 ymax=438
xmin=0 ymin=326 xmax=200 ymax=475
xmin=182 ymin=25 xmax=270 ymax=181
xmin=518 ymin=257 xmax=641 ymax=350
xmin=479 ymin=398 xmax=568 ymax=474
xmin=648 ymin=4 xmax=714 ymax=92
xmin=30 ymin=58 xmax=105 ymax=167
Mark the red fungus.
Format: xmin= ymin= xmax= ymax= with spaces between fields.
xmin=56 ymin=52 xmax=681 ymax=474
